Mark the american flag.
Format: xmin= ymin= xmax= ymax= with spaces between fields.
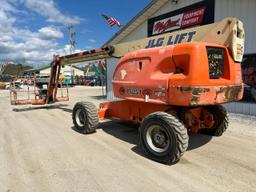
xmin=102 ymin=14 xmax=122 ymax=28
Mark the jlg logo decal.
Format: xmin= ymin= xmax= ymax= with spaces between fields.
xmin=145 ymin=31 xmax=196 ymax=48
xmin=127 ymin=88 xmax=141 ymax=95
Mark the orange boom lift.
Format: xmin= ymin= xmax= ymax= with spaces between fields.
xmin=11 ymin=18 xmax=245 ymax=164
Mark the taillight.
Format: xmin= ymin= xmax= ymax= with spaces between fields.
xmin=207 ymin=47 xmax=225 ymax=79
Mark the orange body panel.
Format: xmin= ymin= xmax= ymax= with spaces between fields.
xmin=99 ymin=100 xmax=170 ymax=122
xmin=98 ymin=100 xmax=215 ymax=133
xmin=112 ymin=42 xmax=243 ymax=106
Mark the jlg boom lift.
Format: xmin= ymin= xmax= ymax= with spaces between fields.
xmin=11 ymin=18 xmax=245 ymax=164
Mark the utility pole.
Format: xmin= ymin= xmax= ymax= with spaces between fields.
xmin=67 ymin=25 xmax=76 ymax=54
xmin=67 ymin=26 xmax=77 ymax=83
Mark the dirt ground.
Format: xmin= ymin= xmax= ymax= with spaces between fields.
xmin=0 ymin=86 xmax=255 ymax=192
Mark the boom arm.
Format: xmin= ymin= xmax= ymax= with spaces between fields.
xmin=59 ymin=17 xmax=244 ymax=65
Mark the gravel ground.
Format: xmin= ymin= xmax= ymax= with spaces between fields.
xmin=0 ymin=86 xmax=255 ymax=192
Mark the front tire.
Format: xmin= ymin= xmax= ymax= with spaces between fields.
xmin=139 ymin=112 xmax=188 ymax=164
xmin=72 ymin=101 xmax=99 ymax=134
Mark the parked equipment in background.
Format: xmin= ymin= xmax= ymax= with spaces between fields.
xmin=35 ymin=74 xmax=50 ymax=88
xmin=84 ymin=62 xmax=106 ymax=86
xmin=63 ymin=73 xmax=73 ymax=86
xmin=0 ymin=81 xmax=6 ymax=89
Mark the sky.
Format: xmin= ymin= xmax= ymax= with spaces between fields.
xmin=0 ymin=0 xmax=151 ymax=67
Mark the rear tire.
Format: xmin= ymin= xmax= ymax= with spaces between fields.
xmin=199 ymin=105 xmax=229 ymax=136
xmin=72 ymin=101 xmax=99 ymax=134
xmin=139 ymin=112 xmax=188 ymax=164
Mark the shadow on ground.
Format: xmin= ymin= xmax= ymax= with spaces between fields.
xmin=100 ymin=120 xmax=140 ymax=145
xmin=12 ymin=104 xmax=72 ymax=113
xmin=89 ymin=95 xmax=107 ymax=100
xmin=97 ymin=120 xmax=212 ymax=159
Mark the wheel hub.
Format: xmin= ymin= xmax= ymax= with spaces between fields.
xmin=146 ymin=125 xmax=170 ymax=153
xmin=153 ymin=133 xmax=166 ymax=146
xmin=76 ymin=108 xmax=87 ymax=126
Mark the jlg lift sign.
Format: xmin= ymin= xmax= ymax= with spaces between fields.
xmin=145 ymin=31 xmax=196 ymax=48
xmin=148 ymin=0 xmax=214 ymax=37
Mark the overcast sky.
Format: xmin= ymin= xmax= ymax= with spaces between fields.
xmin=0 ymin=0 xmax=150 ymax=67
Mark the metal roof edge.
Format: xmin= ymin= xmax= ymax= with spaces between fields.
xmin=23 ymin=65 xmax=49 ymax=72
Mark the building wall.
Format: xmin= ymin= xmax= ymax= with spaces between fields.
xmin=40 ymin=65 xmax=84 ymax=76
xmin=119 ymin=0 xmax=201 ymax=43
xmin=119 ymin=0 xmax=256 ymax=54
xmin=119 ymin=22 xmax=148 ymax=43
xmin=106 ymin=58 xmax=119 ymax=100
xmin=39 ymin=68 xmax=50 ymax=74
xmin=215 ymin=0 xmax=256 ymax=54
xmin=224 ymin=102 xmax=256 ymax=116
xmin=151 ymin=0 xmax=202 ymax=17
xmin=214 ymin=0 xmax=256 ymax=114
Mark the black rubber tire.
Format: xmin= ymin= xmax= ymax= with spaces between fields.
xmin=139 ymin=112 xmax=189 ymax=164
xmin=199 ymin=105 xmax=229 ymax=136
xmin=72 ymin=101 xmax=99 ymax=134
